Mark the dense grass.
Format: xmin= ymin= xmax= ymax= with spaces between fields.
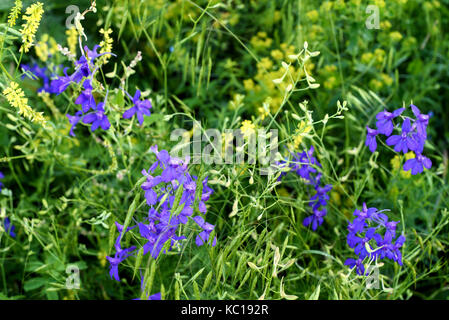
xmin=0 ymin=0 xmax=448 ymax=300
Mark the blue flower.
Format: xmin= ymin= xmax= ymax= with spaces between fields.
xmin=82 ymin=101 xmax=111 ymax=132
xmin=403 ymin=153 xmax=432 ymax=175
xmin=107 ymin=146 xmax=216 ymax=282
xmin=3 ymin=217 xmax=16 ymax=238
xmin=375 ymin=108 xmax=404 ymax=136
xmin=386 ymin=118 xmax=418 ymax=153
xmin=345 ymin=203 xmax=405 ymax=276
xmin=0 ymin=171 xmax=4 ymax=192
xmin=122 ymin=90 xmax=152 ymax=126
xmin=277 ymin=147 xmax=332 ymax=231
xmin=66 ymin=111 xmax=83 ymax=137
xmin=365 ymin=126 xmax=378 ymax=152
xmin=75 ymin=79 xmax=96 ymax=113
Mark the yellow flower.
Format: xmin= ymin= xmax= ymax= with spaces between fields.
xmin=389 ymin=31 xmax=403 ymax=43
xmin=8 ymin=0 xmax=22 ymax=27
xmin=240 ymin=120 xmax=256 ymax=138
xmin=270 ymin=49 xmax=283 ymax=61
xmin=99 ymin=28 xmax=113 ymax=65
xmin=20 ymin=2 xmax=44 ymax=53
xmin=66 ymin=27 xmax=78 ymax=57
xmin=369 ymin=79 xmax=383 ymax=91
xmin=3 ymin=81 xmax=46 ymax=126
xmin=306 ymin=10 xmax=319 ymax=22
xmin=361 ymin=52 xmax=374 ymax=64
xmin=257 ymin=57 xmax=273 ymax=71
xmin=380 ymin=73 xmax=393 ymax=86
xmin=380 ymin=20 xmax=392 ymax=30
xmin=35 ymin=34 xmax=49 ymax=62
xmin=243 ymin=79 xmax=255 ymax=91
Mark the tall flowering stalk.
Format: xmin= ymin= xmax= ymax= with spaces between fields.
xmin=107 ymin=146 xmax=216 ymax=282
xmin=19 ymin=2 xmax=44 ymax=53
xmin=277 ymin=146 xmax=332 ymax=231
xmin=345 ymin=203 xmax=405 ymax=275
xmin=2 ymin=81 xmax=46 ymax=126
xmin=366 ymin=104 xmax=432 ymax=175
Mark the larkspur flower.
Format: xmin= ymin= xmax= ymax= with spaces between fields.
xmin=403 ymin=152 xmax=432 ymax=175
xmin=82 ymin=100 xmax=111 ymax=132
xmin=277 ymin=146 xmax=332 ymax=231
xmin=75 ymin=79 xmax=95 ymax=112
xmin=375 ymin=107 xmax=404 ymax=136
xmin=410 ymin=104 xmax=429 ymax=139
xmin=122 ymin=90 xmax=152 ymax=126
xmin=386 ymin=118 xmax=418 ymax=153
xmin=365 ymin=126 xmax=378 ymax=152
xmin=367 ymin=104 xmax=432 ymax=175
xmin=3 ymin=217 xmax=16 ymax=238
xmin=107 ymin=146 xmax=216 ymax=282
xmin=345 ymin=203 xmax=405 ymax=276
xmin=0 ymin=171 xmax=4 ymax=192
xmin=66 ymin=111 xmax=83 ymax=137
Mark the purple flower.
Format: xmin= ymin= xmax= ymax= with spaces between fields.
xmin=193 ymin=215 xmax=216 ymax=246
xmin=302 ymin=208 xmax=327 ymax=231
xmin=410 ymin=104 xmax=429 ymax=139
xmin=107 ymin=146 xmax=216 ymax=283
xmin=365 ymin=126 xmax=378 ymax=152
xmin=375 ymin=108 xmax=404 ymax=136
xmin=75 ymin=79 xmax=96 ymax=113
xmin=123 ymin=90 xmax=152 ymax=126
xmin=277 ymin=146 xmax=332 ymax=231
xmin=0 ymin=171 xmax=4 ymax=192
xmin=82 ymin=101 xmax=111 ymax=132
xmin=385 ymin=118 xmax=418 ymax=153
xmin=344 ymin=258 xmax=365 ymax=275
xmin=403 ymin=153 xmax=432 ymax=175
xmin=66 ymin=111 xmax=83 ymax=137
xmin=3 ymin=217 xmax=16 ymax=238
xmin=345 ymin=204 xmax=405 ymax=276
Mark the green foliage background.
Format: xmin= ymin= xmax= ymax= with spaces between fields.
xmin=0 ymin=0 xmax=448 ymax=300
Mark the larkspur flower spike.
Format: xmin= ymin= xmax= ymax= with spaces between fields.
xmin=277 ymin=146 xmax=332 ymax=231
xmin=366 ymin=104 xmax=432 ymax=175
xmin=107 ymin=146 xmax=216 ymax=282
xmin=345 ymin=203 xmax=405 ymax=275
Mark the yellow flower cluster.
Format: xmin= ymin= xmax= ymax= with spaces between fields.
xmin=240 ymin=120 xmax=256 ymax=138
xmin=391 ymin=151 xmax=415 ymax=178
xmin=3 ymin=81 xmax=46 ymax=126
xmin=66 ymin=27 xmax=78 ymax=57
xmin=243 ymin=42 xmax=316 ymax=116
xmin=35 ymin=34 xmax=58 ymax=62
xmin=19 ymin=2 xmax=44 ymax=53
xmin=99 ymin=28 xmax=113 ymax=65
xmin=8 ymin=0 xmax=22 ymax=27
xmin=250 ymin=32 xmax=273 ymax=51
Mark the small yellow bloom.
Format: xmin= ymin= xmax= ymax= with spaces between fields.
xmin=66 ymin=27 xmax=78 ymax=57
xmin=99 ymin=28 xmax=113 ymax=65
xmin=270 ymin=49 xmax=283 ymax=61
xmin=380 ymin=73 xmax=393 ymax=86
xmin=243 ymin=79 xmax=255 ymax=91
xmin=3 ymin=81 xmax=46 ymax=126
xmin=20 ymin=2 xmax=44 ymax=53
xmin=240 ymin=120 xmax=256 ymax=138
xmin=389 ymin=31 xmax=403 ymax=43
xmin=306 ymin=10 xmax=319 ymax=22
xmin=8 ymin=0 xmax=22 ymax=27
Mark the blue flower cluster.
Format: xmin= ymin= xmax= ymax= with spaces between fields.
xmin=21 ymin=63 xmax=55 ymax=93
xmin=0 ymin=172 xmax=15 ymax=238
xmin=107 ymin=146 xmax=216 ymax=282
xmin=278 ymin=146 xmax=333 ymax=231
xmin=22 ymin=44 xmax=152 ymax=136
xmin=345 ymin=203 xmax=405 ymax=275
xmin=366 ymin=104 xmax=432 ymax=175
